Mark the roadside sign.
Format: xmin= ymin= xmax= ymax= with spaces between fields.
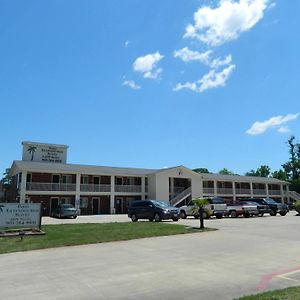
xmin=0 ymin=203 xmax=42 ymax=229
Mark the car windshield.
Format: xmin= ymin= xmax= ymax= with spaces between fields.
xmin=151 ymin=200 xmax=169 ymax=208
xmin=265 ymin=199 xmax=278 ymax=204
xmin=211 ymin=197 xmax=225 ymax=204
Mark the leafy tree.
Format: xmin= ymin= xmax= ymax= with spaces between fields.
xmin=193 ymin=168 xmax=210 ymax=174
xmin=245 ymin=165 xmax=271 ymax=177
xmin=272 ymin=169 xmax=288 ymax=181
xmin=191 ymin=198 xmax=209 ymax=229
xmin=282 ymin=136 xmax=300 ymax=180
xmin=0 ymin=168 xmax=12 ymax=201
xmin=218 ymin=168 xmax=235 ymax=175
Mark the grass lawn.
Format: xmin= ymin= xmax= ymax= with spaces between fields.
xmin=0 ymin=222 xmax=214 ymax=254
xmin=235 ymin=286 xmax=300 ymax=299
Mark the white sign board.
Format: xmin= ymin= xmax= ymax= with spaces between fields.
xmin=22 ymin=142 xmax=67 ymax=164
xmin=0 ymin=203 xmax=42 ymax=229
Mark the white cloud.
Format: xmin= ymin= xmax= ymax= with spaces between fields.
xmin=246 ymin=113 xmax=299 ymax=135
xmin=210 ymin=54 xmax=232 ymax=69
xmin=133 ymin=52 xmax=164 ymax=79
xmin=125 ymin=40 xmax=130 ymax=47
xmin=174 ymin=64 xmax=235 ymax=93
xmin=122 ymin=80 xmax=141 ymax=90
xmin=278 ymin=126 xmax=290 ymax=133
xmin=184 ymin=0 xmax=270 ymax=46
xmin=174 ymin=47 xmax=212 ymax=65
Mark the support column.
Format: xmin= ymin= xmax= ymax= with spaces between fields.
xmin=19 ymin=171 xmax=27 ymax=203
xmin=232 ymin=182 xmax=236 ymax=203
xmin=75 ymin=173 xmax=81 ymax=213
xmin=280 ymin=184 xmax=284 ymax=204
xmin=214 ymin=180 xmax=218 ymax=197
xmin=110 ymin=176 xmax=115 ymax=214
xmin=250 ymin=182 xmax=253 ymax=197
xmin=266 ymin=183 xmax=269 ymax=198
xmin=170 ymin=177 xmax=174 ymax=198
xmin=141 ymin=177 xmax=146 ymax=200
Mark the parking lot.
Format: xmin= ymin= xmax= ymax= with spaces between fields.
xmin=1 ymin=212 xmax=300 ymax=299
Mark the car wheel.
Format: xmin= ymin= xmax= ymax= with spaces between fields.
xmin=202 ymin=211 xmax=209 ymax=219
xmin=180 ymin=211 xmax=187 ymax=219
xmin=230 ymin=210 xmax=238 ymax=218
xmin=243 ymin=211 xmax=250 ymax=218
xmin=131 ymin=214 xmax=138 ymax=222
xmin=172 ymin=218 xmax=179 ymax=222
xmin=58 ymin=213 xmax=62 ymax=219
xmin=73 ymin=216 xmax=77 ymax=219
xmin=279 ymin=211 xmax=287 ymax=216
xmin=149 ymin=218 xmax=154 ymax=222
xmin=259 ymin=213 xmax=264 ymax=217
xmin=215 ymin=213 xmax=223 ymax=219
xmin=154 ymin=213 xmax=161 ymax=222
xmin=270 ymin=210 xmax=277 ymax=216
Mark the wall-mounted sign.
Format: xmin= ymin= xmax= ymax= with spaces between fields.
xmin=0 ymin=203 xmax=42 ymax=229
xmin=22 ymin=141 xmax=68 ymax=164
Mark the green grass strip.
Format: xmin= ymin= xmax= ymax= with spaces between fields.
xmin=0 ymin=222 xmax=214 ymax=254
xmin=235 ymin=286 xmax=300 ymax=300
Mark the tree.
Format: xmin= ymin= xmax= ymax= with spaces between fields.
xmin=245 ymin=165 xmax=271 ymax=177
xmin=218 ymin=168 xmax=235 ymax=175
xmin=282 ymin=136 xmax=300 ymax=180
xmin=193 ymin=168 xmax=210 ymax=174
xmin=191 ymin=198 xmax=209 ymax=229
xmin=272 ymin=169 xmax=288 ymax=181
xmin=0 ymin=168 xmax=12 ymax=201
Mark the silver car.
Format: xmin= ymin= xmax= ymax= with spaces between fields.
xmin=51 ymin=204 xmax=78 ymax=219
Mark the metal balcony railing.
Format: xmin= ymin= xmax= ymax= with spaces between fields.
xmin=268 ymin=190 xmax=281 ymax=195
xmin=80 ymin=184 xmax=111 ymax=192
xmin=217 ymin=188 xmax=233 ymax=194
xmin=235 ymin=188 xmax=251 ymax=195
xmin=26 ymin=182 xmax=76 ymax=191
xmin=203 ymin=187 xmax=214 ymax=194
xmin=253 ymin=189 xmax=266 ymax=195
xmin=115 ymin=185 xmax=142 ymax=193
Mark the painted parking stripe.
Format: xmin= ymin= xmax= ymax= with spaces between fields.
xmin=257 ymin=266 xmax=300 ymax=291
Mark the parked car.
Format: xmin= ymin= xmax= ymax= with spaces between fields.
xmin=179 ymin=197 xmax=227 ymax=219
xmin=51 ymin=204 xmax=78 ymax=219
xmin=226 ymin=202 xmax=259 ymax=218
xmin=128 ymin=200 xmax=180 ymax=222
xmin=238 ymin=199 xmax=270 ymax=217
xmin=240 ymin=198 xmax=289 ymax=216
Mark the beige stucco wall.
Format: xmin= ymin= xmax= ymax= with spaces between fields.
xmin=152 ymin=167 xmax=203 ymax=201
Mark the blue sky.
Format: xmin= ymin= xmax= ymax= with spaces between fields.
xmin=1 ymin=0 xmax=299 ymax=176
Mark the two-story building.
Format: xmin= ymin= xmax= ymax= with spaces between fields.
xmin=8 ymin=141 xmax=295 ymax=216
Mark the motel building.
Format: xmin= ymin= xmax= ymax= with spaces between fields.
xmin=7 ymin=141 xmax=297 ymax=216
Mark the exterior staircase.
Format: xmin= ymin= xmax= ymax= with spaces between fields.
xmin=170 ymin=187 xmax=191 ymax=206
xmin=289 ymin=191 xmax=300 ymax=201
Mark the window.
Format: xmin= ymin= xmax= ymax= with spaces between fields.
xmin=93 ymin=176 xmax=100 ymax=185
xmin=62 ymin=175 xmax=72 ymax=184
xmin=52 ymin=174 xmax=60 ymax=183
xmin=80 ymin=197 xmax=88 ymax=208
xmin=26 ymin=173 xmax=32 ymax=183
xmin=81 ymin=176 xmax=89 ymax=184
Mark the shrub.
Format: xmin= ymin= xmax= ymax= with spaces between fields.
xmin=295 ymin=200 xmax=300 ymax=214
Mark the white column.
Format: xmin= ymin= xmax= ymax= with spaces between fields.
xmin=141 ymin=177 xmax=146 ymax=200
xmin=75 ymin=173 xmax=81 ymax=213
xmin=280 ymin=184 xmax=284 ymax=204
xmin=170 ymin=177 xmax=174 ymax=197
xmin=19 ymin=171 xmax=27 ymax=203
xmin=214 ymin=180 xmax=218 ymax=197
xmin=232 ymin=182 xmax=236 ymax=203
xmin=250 ymin=182 xmax=253 ymax=197
xmin=110 ymin=176 xmax=115 ymax=214
xmin=266 ymin=183 xmax=269 ymax=198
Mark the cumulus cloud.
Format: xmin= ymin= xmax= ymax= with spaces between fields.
xmin=278 ymin=126 xmax=290 ymax=134
xmin=174 ymin=47 xmax=212 ymax=65
xmin=184 ymin=0 xmax=271 ymax=46
xmin=122 ymin=80 xmax=141 ymax=90
xmin=133 ymin=52 xmax=164 ymax=79
xmin=174 ymin=64 xmax=235 ymax=93
xmin=246 ymin=113 xmax=299 ymax=135
xmin=210 ymin=55 xmax=232 ymax=69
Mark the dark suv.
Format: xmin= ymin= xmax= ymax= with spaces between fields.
xmin=128 ymin=200 xmax=180 ymax=222
xmin=240 ymin=198 xmax=288 ymax=216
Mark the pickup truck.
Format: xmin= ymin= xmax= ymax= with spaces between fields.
xmin=226 ymin=202 xmax=259 ymax=218
xmin=179 ymin=197 xmax=227 ymax=219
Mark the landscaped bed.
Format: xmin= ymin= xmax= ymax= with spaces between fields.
xmin=0 ymin=222 xmax=214 ymax=254
xmin=235 ymin=286 xmax=300 ymax=300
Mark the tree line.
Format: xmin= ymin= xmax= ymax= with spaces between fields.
xmin=193 ymin=136 xmax=300 ymax=193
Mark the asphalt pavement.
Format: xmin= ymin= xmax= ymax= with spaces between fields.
xmin=1 ymin=212 xmax=300 ymax=299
